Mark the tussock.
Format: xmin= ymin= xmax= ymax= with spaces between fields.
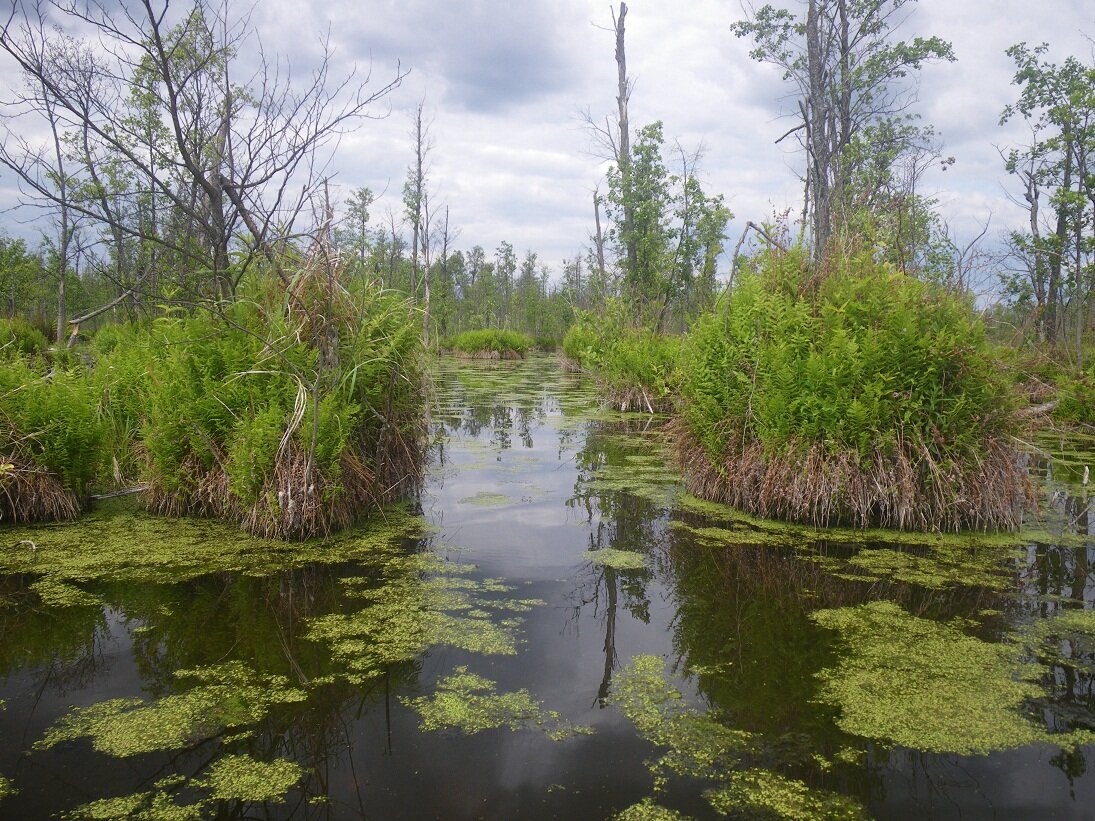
xmin=0 ymin=456 xmax=79 ymax=524
xmin=673 ymin=422 xmax=1032 ymax=532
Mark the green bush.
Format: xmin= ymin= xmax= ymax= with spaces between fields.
xmin=449 ymin=329 xmax=533 ymax=357
xmin=563 ymin=311 xmax=680 ymax=411
xmin=678 ymin=249 xmax=1025 ymax=530
xmin=0 ymin=357 xmax=103 ymax=497
xmin=0 ymin=317 xmax=49 ymax=359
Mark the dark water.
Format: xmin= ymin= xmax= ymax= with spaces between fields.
xmin=1 ymin=355 xmax=1095 ymax=819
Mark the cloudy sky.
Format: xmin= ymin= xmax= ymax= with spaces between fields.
xmin=4 ymin=0 xmax=1095 ymax=283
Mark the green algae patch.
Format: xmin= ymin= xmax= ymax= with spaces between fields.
xmin=199 ymin=754 xmax=302 ymax=803
xmin=582 ymin=548 xmax=647 ymax=571
xmin=305 ymin=554 xmax=538 ymax=683
xmin=613 ymin=798 xmax=694 ymax=821
xmin=812 ymin=601 xmax=1095 ymax=755
xmin=36 ymin=661 xmax=306 ymax=757
xmin=458 ymin=492 xmax=513 ymax=507
xmin=841 ymin=544 xmax=1015 ymax=590
xmin=29 ymin=577 xmax=101 ymax=608
xmin=706 ymin=769 xmax=864 ymax=821
xmin=403 ymin=666 xmax=592 ymax=740
xmin=66 ymin=788 xmax=201 ymax=821
xmin=674 ymin=493 xmax=1025 ymax=550
xmin=612 ymin=655 xmax=864 ymax=819
xmin=0 ymin=775 xmax=15 ymax=801
xmin=1 ymin=502 xmax=423 ymax=604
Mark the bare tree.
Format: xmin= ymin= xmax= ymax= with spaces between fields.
xmin=732 ymin=0 xmax=954 ymax=261
xmin=0 ymin=0 xmax=406 ymax=309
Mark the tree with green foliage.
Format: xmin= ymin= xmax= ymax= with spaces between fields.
xmin=732 ymin=0 xmax=954 ymax=261
xmin=1000 ymin=43 xmax=1095 ymax=352
xmin=604 ymin=122 xmax=730 ymax=330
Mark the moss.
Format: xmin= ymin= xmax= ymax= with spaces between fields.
xmin=813 ymin=601 xmax=1095 ymax=755
xmin=199 ymin=754 xmax=302 ymax=803
xmin=35 ymin=661 xmax=306 ymax=757
xmin=582 ymin=548 xmax=648 ymax=571
xmin=403 ymin=666 xmax=591 ymax=739
xmin=612 ymin=798 xmax=693 ymax=821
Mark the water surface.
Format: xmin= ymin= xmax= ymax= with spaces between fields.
xmin=1 ymin=355 xmax=1094 ymax=819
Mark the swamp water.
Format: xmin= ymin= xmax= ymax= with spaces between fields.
xmin=1 ymin=355 xmax=1095 ymax=819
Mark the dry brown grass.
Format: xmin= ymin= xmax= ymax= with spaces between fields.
xmin=0 ymin=455 xmax=79 ymax=524
xmin=672 ymin=422 xmax=1034 ymax=532
xmin=450 ymin=349 xmax=523 ymax=360
xmin=145 ymin=411 xmax=425 ymax=541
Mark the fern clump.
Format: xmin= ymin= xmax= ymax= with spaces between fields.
xmin=678 ymin=249 xmax=1029 ymax=531
xmin=0 ymin=317 xmax=49 ymax=360
xmin=0 ymin=355 xmax=103 ymax=522
xmin=563 ymin=310 xmax=680 ymax=412
xmin=448 ymin=329 xmax=532 ymax=359
xmin=91 ymin=272 xmax=425 ymax=540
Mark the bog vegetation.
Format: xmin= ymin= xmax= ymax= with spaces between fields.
xmin=0 ymin=0 xmax=1092 ymax=535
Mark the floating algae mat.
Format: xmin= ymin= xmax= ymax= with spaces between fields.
xmin=4 ymin=354 xmax=1095 ymax=818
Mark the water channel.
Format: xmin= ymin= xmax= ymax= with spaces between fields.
xmin=1 ymin=355 xmax=1094 ymax=819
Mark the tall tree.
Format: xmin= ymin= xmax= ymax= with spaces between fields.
xmin=732 ymin=0 xmax=954 ymax=260
xmin=1001 ymin=43 xmax=1095 ymax=348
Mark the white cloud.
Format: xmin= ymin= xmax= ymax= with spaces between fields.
xmin=1 ymin=0 xmax=1093 ymax=280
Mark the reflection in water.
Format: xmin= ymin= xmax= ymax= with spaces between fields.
xmin=2 ymin=357 xmax=1095 ymax=818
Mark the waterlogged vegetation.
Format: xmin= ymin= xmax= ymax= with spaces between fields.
xmin=3 ymin=356 xmax=1095 ymax=818
xmin=446 ymin=328 xmax=534 ymax=359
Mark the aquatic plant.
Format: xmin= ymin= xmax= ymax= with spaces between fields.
xmin=678 ymin=247 xmax=1030 ymax=531
xmin=447 ymin=328 xmax=533 ymax=359
xmin=403 ymin=666 xmax=590 ymax=739
xmin=611 ymin=654 xmax=866 ymax=820
xmin=812 ymin=600 xmax=1095 ymax=754
xmin=35 ymin=661 xmax=306 ymax=756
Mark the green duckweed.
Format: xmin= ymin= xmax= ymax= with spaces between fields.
xmin=612 ymin=798 xmax=694 ymax=821
xmin=403 ymin=666 xmax=591 ymax=739
xmin=304 ymin=555 xmax=539 ymax=683
xmin=0 ymin=775 xmax=15 ymax=801
xmin=66 ymin=789 xmax=200 ymax=821
xmin=611 ymin=655 xmax=863 ymax=819
xmin=199 ymin=754 xmax=302 ymax=803
xmin=813 ymin=601 xmax=1095 ymax=755
xmin=36 ymin=662 xmax=306 ymax=757
xmin=582 ymin=548 xmax=648 ymax=571
xmin=1 ymin=502 xmax=423 ymax=608
xmin=458 ymin=492 xmax=513 ymax=507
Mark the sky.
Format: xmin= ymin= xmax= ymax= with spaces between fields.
xmin=3 ymin=0 xmax=1095 ymax=285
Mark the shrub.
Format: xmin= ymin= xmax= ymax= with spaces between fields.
xmin=563 ymin=311 xmax=680 ymax=412
xmin=448 ymin=329 xmax=533 ymax=358
xmin=0 ymin=356 xmax=103 ymax=521
xmin=678 ymin=249 xmax=1029 ymax=531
